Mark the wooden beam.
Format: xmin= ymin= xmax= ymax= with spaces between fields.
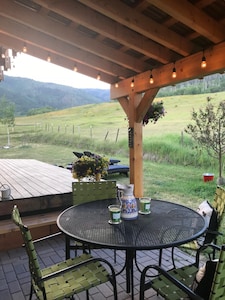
xmin=118 ymin=97 xmax=129 ymax=117
xmin=34 ymin=0 xmax=174 ymax=64
xmin=0 ymin=33 xmax=115 ymax=84
xmin=0 ymin=0 xmax=149 ymax=73
xmin=147 ymin=0 xmax=225 ymax=43
xmin=0 ymin=16 xmax=129 ymax=80
xmin=136 ymin=88 xmax=159 ymax=123
xmin=128 ymin=92 xmax=143 ymax=197
xmin=80 ymin=0 xmax=195 ymax=56
xmin=111 ymin=41 xmax=225 ymax=99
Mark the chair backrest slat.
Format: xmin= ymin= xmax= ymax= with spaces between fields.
xmin=12 ymin=205 xmax=43 ymax=289
xmin=211 ymin=186 xmax=225 ymax=229
xmin=72 ymin=181 xmax=117 ymax=205
xmin=210 ymin=245 xmax=225 ymax=299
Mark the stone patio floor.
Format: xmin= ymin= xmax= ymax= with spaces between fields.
xmin=0 ymin=234 xmax=196 ymax=300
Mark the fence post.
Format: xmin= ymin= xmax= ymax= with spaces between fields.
xmin=105 ymin=131 xmax=109 ymax=140
xmin=180 ymin=131 xmax=184 ymax=146
xmin=90 ymin=126 xmax=92 ymax=139
xmin=116 ymin=128 xmax=120 ymax=143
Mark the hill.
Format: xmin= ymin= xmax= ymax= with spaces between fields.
xmin=14 ymin=91 xmax=225 ymax=143
xmin=0 ymin=75 xmax=110 ymax=115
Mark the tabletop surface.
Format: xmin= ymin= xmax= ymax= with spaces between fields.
xmin=57 ymin=199 xmax=207 ymax=250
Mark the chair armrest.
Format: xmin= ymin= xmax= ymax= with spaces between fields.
xmin=31 ymin=232 xmax=62 ymax=244
xmin=141 ymin=264 xmax=203 ymax=300
xmin=207 ymin=229 xmax=223 ymax=236
xmin=40 ymin=256 xmax=116 ymax=283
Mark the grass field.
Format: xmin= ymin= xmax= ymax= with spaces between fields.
xmin=0 ymin=91 xmax=224 ymax=208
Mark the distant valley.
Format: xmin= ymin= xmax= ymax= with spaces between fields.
xmin=0 ymin=75 xmax=110 ymax=116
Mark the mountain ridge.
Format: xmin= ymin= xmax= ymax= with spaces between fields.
xmin=0 ymin=75 xmax=110 ymax=116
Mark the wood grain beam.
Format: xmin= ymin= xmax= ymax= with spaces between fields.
xmin=136 ymin=88 xmax=159 ymax=123
xmin=0 ymin=0 xmax=148 ymax=73
xmin=111 ymin=41 xmax=225 ymax=99
xmin=0 ymin=33 xmax=115 ymax=84
xmin=147 ymin=0 xmax=225 ymax=43
xmin=34 ymin=0 xmax=175 ymax=64
xmin=79 ymin=0 xmax=195 ymax=56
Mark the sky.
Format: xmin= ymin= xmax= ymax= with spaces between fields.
xmin=5 ymin=53 xmax=110 ymax=90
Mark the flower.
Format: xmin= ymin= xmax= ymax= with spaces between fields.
xmin=143 ymin=101 xmax=165 ymax=125
xmin=72 ymin=154 xmax=109 ymax=180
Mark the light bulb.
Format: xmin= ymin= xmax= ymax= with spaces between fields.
xmin=149 ymin=74 xmax=154 ymax=84
xmin=131 ymin=79 xmax=134 ymax=88
xmin=172 ymin=67 xmax=177 ymax=78
xmin=201 ymin=56 xmax=206 ymax=68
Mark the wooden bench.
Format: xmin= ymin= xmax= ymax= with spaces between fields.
xmin=0 ymin=211 xmax=61 ymax=251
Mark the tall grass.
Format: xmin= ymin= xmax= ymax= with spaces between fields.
xmin=0 ymin=92 xmax=222 ymax=201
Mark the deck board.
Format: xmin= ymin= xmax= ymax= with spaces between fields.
xmin=0 ymin=159 xmax=74 ymax=218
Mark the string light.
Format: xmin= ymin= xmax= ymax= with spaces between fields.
xmin=47 ymin=53 xmax=51 ymax=62
xmin=97 ymin=72 xmax=101 ymax=80
xmin=115 ymin=81 xmax=119 ymax=88
xmin=172 ymin=63 xmax=177 ymax=78
xmin=73 ymin=64 xmax=78 ymax=72
xmin=131 ymin=78 xmax=134 ymax=88
xmin=22 ymin=43 xmax=27 ymax=53
xmin=149 ymin=70 xmax=154 ymax=84
xmin=201 ymin=50 xmax=207 ymax=68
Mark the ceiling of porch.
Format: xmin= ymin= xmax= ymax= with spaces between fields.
xmin=0 ymin=0 xmax=225 ymax=98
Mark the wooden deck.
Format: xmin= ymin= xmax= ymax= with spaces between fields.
xmin=0 ymin=159 xmax=74 ymax=218
xmin=0 ymin=159 xmax=74 ymax=251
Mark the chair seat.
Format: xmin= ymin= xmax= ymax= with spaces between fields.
xmin=179 ymin=240 xmax=199 ymax=251
xmin=35 ymin=254 xmax=109 ymax=300
xmin=151 ymin=264 xmax=198 ymax=299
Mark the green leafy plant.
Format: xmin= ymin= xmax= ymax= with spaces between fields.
xmin=185 ymin=98 xmax=225 ymax=185
xmin=72 ymin=154 xmax=109 ymax=180
xmin=143 ymin=101 xmax=165 ymax=125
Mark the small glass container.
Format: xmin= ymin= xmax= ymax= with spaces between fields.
xmin=108 ymin=205 xmax=122 ymax=224
xmin=139 ymin=197 xmax=151 ymax=215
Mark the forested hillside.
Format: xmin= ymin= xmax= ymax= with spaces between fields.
xmin=0 ymin=73 xmax=225 ymax=117
xmin=0 ymin=75 xmax=110 ymax=116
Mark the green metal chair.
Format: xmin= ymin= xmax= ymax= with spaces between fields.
xmin=12 ymin=205 xmax=117 ymax=300
xmin=72 ymin=180 xmax=117 ymax=204
xmin=169 ymin=185 xmax=225 ymax=267
xmin=68 ymin=181 xmax=118 ymax=260
xmin=140 ymin=244 xmax=225 ymax=300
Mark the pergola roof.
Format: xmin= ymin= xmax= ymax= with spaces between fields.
xmin=1 ymin=0 xmax=225 ymax=97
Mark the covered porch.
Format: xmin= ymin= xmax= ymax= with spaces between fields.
xmin=0 ymin=0 xmax=225 ymax=197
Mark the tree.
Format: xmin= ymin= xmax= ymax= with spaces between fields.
xmin=185 ymin=98 xmax=225 ymax=185
xmin=0 ymin=96 xmax=15 ymax=126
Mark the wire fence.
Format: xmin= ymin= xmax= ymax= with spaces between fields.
xmin=0 ymin=123 xmax=128 ymax=146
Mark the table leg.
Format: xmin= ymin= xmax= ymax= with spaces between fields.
xmin=125 ymin=249 xmax=136 ymax=300
xmin=65 ymin=235 xmax=70 ymax=259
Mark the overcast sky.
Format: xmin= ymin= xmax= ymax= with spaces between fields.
xmin=5 ymin=53 xmax=110 ymax=90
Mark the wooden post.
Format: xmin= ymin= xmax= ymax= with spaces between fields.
xmin=127 ymin=92 xmax=143 ymax=198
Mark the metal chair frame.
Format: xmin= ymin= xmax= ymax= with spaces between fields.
xmin=169 ymin=185 xmax=225 ymax=267
xmin=12 ymin=205 xmax=118 ymax=300
xmin=140 ymin=244 xmax=225 ymax=300
xmin=68 ymin=180 xmax=118 ymax=262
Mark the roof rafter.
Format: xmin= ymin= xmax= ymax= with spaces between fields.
xmin=34 ymin=0 xmax=177 ymax=65
xmin=0 ymin=0 xmax=149 ymax=75
xmin=79 ymin=0 xmax=195 ymax=56
xmin=147 ymin=0 xmax=225 ymax=43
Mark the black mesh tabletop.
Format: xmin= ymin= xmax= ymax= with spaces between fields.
xmin=57 ymin=199 xmax=207 ymax=251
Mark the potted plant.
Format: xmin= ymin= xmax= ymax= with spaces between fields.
xmin=72 ymin=154 xmax=109 ymax=181
xmin=143 ymin=101 xmax=165 ymax=125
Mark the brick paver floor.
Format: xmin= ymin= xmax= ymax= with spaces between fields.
xmin=0 ymin=234 xmax=196 ymax=299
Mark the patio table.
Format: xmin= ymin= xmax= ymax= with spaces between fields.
xmin=57 ymin=198 xmax=207 ymax=300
